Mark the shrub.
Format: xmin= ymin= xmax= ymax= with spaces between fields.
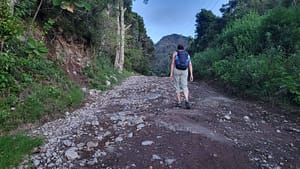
xmin=0 ymin=0 xmax=22 ymax=51
xmin=84 ymin=54 xmax=119 ymax=90
xmin=192 ymin=48 xmax=222 ymax=78
xmin=0 ymin=81 xmax=84 ymax=131
xmin=220 ymin=12 xmax=264 ymax=58
xmin=0 ymin=134 xmax=43 ymax=169
xmin=125 ymin=48 xmax=151 ymax=75
xmin=14 ymin=0 xmax=37 ymax=18
xmin=213 ymin=50 xmax=300 ymax=104
xmin=211 ymin=7 xmax=300 ymax=106
xmin=260 ymin=6 xmax=300 ymax=55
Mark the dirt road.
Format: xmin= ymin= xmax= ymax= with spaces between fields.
xmin=25 ymin=76 xmax=300 ymax=169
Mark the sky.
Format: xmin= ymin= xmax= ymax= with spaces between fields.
xmin=132 ymin=0 xmax=229 ymax=43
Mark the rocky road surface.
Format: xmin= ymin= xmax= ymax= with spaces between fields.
xmin=19 ymin=76 xmax=299 ymax=169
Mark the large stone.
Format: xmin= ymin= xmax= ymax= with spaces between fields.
xmin=152 ymin=154 xmax=162 ymax=161
xmin=87 ymin=141 xmax=98 ymax=150
xmin=165 ymin=159 xmax=176 ymax=165
xmin=33 ymin=159 xmax=40 ymax=167
xmin=115 ymin=136 xmax=123 ymax=142
xmin=65 ymin=147 xmax=80 ymax=161
xmin=136 ymin=123 xmax=145 ymax=130
xmin=63 ymin=140 xmax=73 ymax=147
xmin=243 ymin=116 xmax=250 ymax=122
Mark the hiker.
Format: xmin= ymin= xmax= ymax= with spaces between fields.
xmin=170 ymin=44 xmax=193 ymax=109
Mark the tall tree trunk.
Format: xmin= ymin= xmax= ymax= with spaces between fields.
xmin=114 ymin=2 xmax=121 ymax=71
xmin=119 ymin=1 xmax=126 ymax=71
xmin=9 ymin=0 xmax=16 ymax=13
xmin=292 ymin=0 xmax=297 ymax=6
xmin=114 ymin=0 xmax=128 ymax=72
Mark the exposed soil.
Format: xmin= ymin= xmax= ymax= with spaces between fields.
xmin=27 ymin=76 xmax=300 ymax=169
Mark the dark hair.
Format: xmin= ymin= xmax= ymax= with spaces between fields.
xmin=177 ymin=44 xmax=184 ymax=50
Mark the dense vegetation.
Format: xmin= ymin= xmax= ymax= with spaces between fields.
xmin=0 ymin=134 xmax=43 ymax=168
xmin=1 ymin=0 xmax=152 ymax=131
xmin=190 ymin=0 xmax=300 ymax=106
xmin=1 ymin=0 xmax=153 ymax=167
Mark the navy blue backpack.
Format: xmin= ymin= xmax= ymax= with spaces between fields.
xmin=175 ymin=50 xmax=189 ymax=70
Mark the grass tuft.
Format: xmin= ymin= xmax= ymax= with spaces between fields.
xmin=0 ymin=134 xmax=43 ymax=169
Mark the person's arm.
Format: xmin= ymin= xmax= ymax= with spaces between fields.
xmin=189 ymin=55 xmax=193 ymax=81
xmin=170 ymin=51 xmax=176 ymax=79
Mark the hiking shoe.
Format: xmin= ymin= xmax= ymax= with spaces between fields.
xmin=175 ymin=102 xmax=182 ymax=107
xmin=185 ymin=101 xmax=191 ymax=109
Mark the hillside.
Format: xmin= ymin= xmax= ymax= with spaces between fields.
xmin=0 ymin=0 xmax=153 ymax=132
xmin=151 ymin=34 xmax=191 ymax=76
xmin=0 ymin=1 xmax=154 ymax=167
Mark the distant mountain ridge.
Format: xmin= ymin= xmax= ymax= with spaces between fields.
xmin=151 ymin=34 xmax=191 ymax=76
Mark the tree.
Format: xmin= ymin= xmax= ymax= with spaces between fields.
xmin=190 ymin=9 xmax=225 ymax=53
xmin=125 ymin=10 xmax=154 ymax=74
xmin=0 ymin=0 xmax=21 ymax=51
xmin=220 ymin=0 xmax=299 ymax=19
xmin=113 ymin=0 xmax=132 ymax=72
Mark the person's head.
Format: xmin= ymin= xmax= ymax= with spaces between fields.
xmin=177 ymin=44 xmax=184 ymax=50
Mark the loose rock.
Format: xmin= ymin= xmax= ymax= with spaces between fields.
xmin=141 ymin=140 xmax=154 ymax=146
xmin=65 ymin=147 xmax=80 ymax=161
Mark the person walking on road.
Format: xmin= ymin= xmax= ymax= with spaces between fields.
xmin=170 ymin=44 xmax=193 ymax=109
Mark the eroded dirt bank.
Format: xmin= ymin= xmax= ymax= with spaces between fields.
xmin=21 ymin=76 xmax=299 ymax=169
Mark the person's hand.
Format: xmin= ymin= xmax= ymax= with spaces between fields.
xmin=170 ymin=74 xmax=174 ymax=81
xmin=190 ymin=74 xmax=193 ymax=82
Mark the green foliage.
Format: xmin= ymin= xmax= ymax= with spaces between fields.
xmin=14 ymin=0 xmax=37 ymax=18
xmin=125 ymin=12 xmax=154 ymax=75
xmin=0 ymin=52 xmax=20 ymax=93
xmin=286 ymin=51 xmax=300 ymax=79
xmin=0 ymin=110 xmax=11 ymax=126
xmin=213 ymin=49 xmax=300 ymax=105
xmin=0 ymin=134 xmax=43 ymax=169
xmin=220 ymin=12 xmax=263 ymax=57
xmin=125 ymin=48 xmax=151 ymax=75
xmin=260 ymin=6 xmax=300 ymax=54
xmin=220 ymin=0 xmax=294 ymax=20
xmin=213 ymin=55 xmax=270 ymax=95
xmin=192 ymin=48 xmax=222 ymax=78
xmin=190 ymin=9 xmax=225 ymax=53
xmin=43 ymin=18 xmax=56 ymax=33
xmin=0 ymin=38 xmax=48 ymax=94
xmin=0 ymin=0 xmax=22 ymax=49
xmin=25 ymin=38 xmax=48 ymax=57
xmin=88 ymin=11 xmax=118 ymax=57
xmin=84 ymin=54 xmax=132 ymax=90
xmin=29 ymin=0 xmax=153 ymax=76
xmin=0 ymin=0 xmax=85 ymax=131
xmin=0 ymin=44 xmax=84 ymax=130
xmin=194 ymin=5 xmax=300 ymax=106
xmin=0 ymin=81 xmax=84 ymax=131
xmin=0 ymin=0 xmax=152 ymax=133
xmin=0 ymin=3 xmax=154 ymax=168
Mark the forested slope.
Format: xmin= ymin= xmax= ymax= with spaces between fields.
xmin=189 ymin=0 xmax=300 ymax=108
xmin=1 ymin=0 xmax=153 ymax=167
xmin=0 ymin=0 xmax=153 ymax=132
